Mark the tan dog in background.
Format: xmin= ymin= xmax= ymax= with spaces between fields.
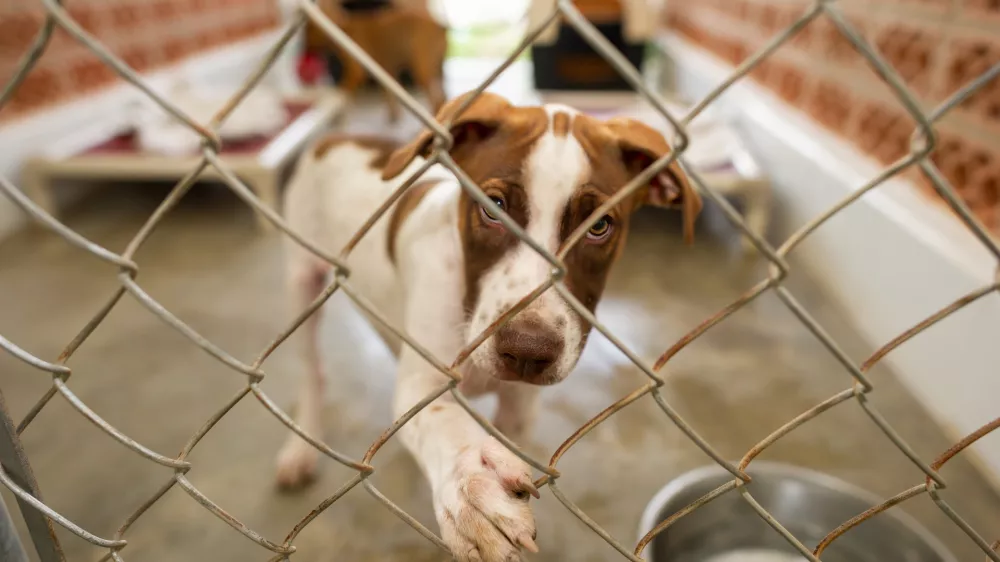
xmin=305 ymin=0 xmax=448 ymax=122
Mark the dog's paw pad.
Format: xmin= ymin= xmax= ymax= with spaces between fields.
xmin=438 ymin=438 xmax=538 ymax=562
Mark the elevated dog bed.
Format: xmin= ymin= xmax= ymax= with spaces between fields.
xmin=20 ymin=92 xmax=343 ymax=231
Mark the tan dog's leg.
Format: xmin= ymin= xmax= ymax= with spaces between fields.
xmin=412 ymin=62 xmax=445 ymax=115
xmin=411 ymin=20 xmax=447 ymax=114
xmin=336 ymin=54 xmax=368 ymax=123
xmin=381 ymin=82 xmax=403 ymax=124
xmin=424 ymin=75 xmax=446 ymax=115
xmin=275 ymin=263 xmax=329 ymax=489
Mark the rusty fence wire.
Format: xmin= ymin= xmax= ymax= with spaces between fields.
xmin=1 ymin=0 xmax=999 ymax=560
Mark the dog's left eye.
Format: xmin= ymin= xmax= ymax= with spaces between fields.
xmin=587 ymin=216 xmax=613 ymax=241
xmin=480 ymin=195 xmax=506 ymax=224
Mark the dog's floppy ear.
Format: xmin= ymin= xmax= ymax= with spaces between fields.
xmin=382 ymin=91 xmax=511 ymax=180
xmin=605 ymin=118 xmax=702 ymax=244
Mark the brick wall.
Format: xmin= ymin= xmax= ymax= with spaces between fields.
xmin=664 ymin=0 xmax=1000 ymax=235
xmin=0 ymin=0 xmax=281 ymax=121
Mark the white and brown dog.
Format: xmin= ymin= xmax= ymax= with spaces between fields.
xmin=275 ymin=91 xmax=701 ymax=562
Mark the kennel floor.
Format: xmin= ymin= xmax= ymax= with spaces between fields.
xmin=1 ymin=181 xmax=998 ymax=561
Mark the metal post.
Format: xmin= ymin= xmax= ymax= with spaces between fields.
xmin=0 ymin=495 xmax=29 ymax=562
xmin=0 ymin=389 xmax=64 ymax=562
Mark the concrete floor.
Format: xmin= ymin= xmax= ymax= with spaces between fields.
xmin=2 ymin=89 xmax=999 ymax=561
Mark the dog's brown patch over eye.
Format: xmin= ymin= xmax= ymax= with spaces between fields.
xmin=558 ymin=189 xmax=627 ymax=315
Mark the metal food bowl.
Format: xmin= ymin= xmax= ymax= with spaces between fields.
xmin=637 ymin=462 xmax=956 ymax=562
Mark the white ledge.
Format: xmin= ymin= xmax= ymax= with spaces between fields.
xmin=663 ymin=34 xmax=1000 ymax=488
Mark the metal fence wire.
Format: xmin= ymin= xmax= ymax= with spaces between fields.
xmin=1 ymin=0 xmax=999 ymax=561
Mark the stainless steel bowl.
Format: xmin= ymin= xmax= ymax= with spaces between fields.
xmin=637 ymin=462 xmax=956 ymax=562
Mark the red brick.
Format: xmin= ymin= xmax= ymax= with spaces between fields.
xmin=251 ymin=16 xmax=273 ymax=34
xmin=671 ymin=11 xmax=704 ymax=44
xmin=162 ymin=38 xmax=192 ymax=63
xmin=110 ymin=4 xmax=144 ymax=29
xmin=7 ymin=67 xmax=63 ymax=112
xmin=750 ymin=58 xmax=771 ymax=84
xmin=962 ymin=0 xmax=1000 ymax=19
xmin=239 ymin=19 xmax=260 ymax=38
xmin=68 ymin=56 xmax=116 ymax=92
xmin=701 ymin=31 xmax=751 ymax=66
xmin=757 ymin=3 xmax=780 ymax=34
xmin=0 ymin=12 xmax=43 ymax=57
xmin=929 ymin=131 xmax=1000 ymax=217
xmin=789 ymin=14 xmax=816 ymax=51
xmin=193 ymin=32 xmax=214 ymax=51
xmin=208 ymin=32 xmax=231 ymax=49
xmin=733 ymin=0 xmax=752 ymax=22
xmin=809 ymin=78 xmax=854 ymax=133
xmin=852 ymin=100 xmax=914 ymax=164
xmin=224 ymin=22 xmax=246 ymax=41
xmin=121 ymin=44 xmax=155 ymax=73
xmin=184 ymin=0 xmax=211 ymax=11
xmin=152 ymin=0 xmax=180 ymax=21
xmin=66 ymin=6 xmax=102 ymax=35
xmin=873 ymin=21 xmax=941 ymax=98
xmin=699 ymin=1 xmax=998 ymax=237
xmin=894 ymin=0 xmax=953 ymax=11
xmin=1 ymin=0 xmax=283 ymax=117
xmin=264 ymin=8 xmax=280 ymax=26
xmin=943 ymin=35 xmax=1000 ymax=130
xmin=773 ymin=60 xmax=807 ymax=104
xmin=808 ymin=13 xmax=867 ymax=67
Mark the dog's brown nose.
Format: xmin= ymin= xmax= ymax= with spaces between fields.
xmin=494 ymin=321 xmax=564 ymax=384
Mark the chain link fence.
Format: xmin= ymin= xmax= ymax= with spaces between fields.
xmin=1 ymin=0 xmax=998 ymax=561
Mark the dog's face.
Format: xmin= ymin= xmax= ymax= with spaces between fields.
xmin=383 ymin=92 xmax=701 ymax=386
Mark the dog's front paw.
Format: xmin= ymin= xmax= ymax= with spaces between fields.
xmin=438 ymin=438 xmax=539 ymax=562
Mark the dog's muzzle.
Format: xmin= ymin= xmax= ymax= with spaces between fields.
xmin=492 ymin=320 xmax=565 ymax=385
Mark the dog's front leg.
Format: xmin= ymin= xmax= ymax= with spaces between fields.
xmin=392 ymin=216 xmax=539 ymax=561
xmin=396 ymin=350 xmax=540 ymax=562
xmin=380 ymin=84 xmax=403 ymax=124
xmin=494 ymin=383 xmax=541 ymax=443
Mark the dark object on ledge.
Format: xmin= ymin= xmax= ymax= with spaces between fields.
xmin=531 ymin=20 xmax=646 ymax=91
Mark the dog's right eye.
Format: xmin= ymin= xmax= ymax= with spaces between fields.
xmin=480 ymin=195 xmax=506 ymax=224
